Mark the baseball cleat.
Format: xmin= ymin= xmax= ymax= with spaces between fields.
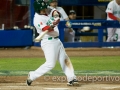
xmin=67 ymin=79 xmax=79 ymax=86
xmin=26 ymin=74 xmax=32 ymax=86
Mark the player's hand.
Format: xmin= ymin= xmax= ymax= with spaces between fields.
xmin=66 ymin=21 xmax=72 ymax=28
xmin=53 ymin=17 xmax=60 ymax=25
xmin=52 ymin=10 xmax=60 ymax=25
xmin=52 ymin=10 xmax=61 ymax=18
xmin=46 ymin=17 xmax=60 ymax=28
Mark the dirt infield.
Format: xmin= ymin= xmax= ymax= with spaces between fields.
xmin=1 ymin=46 xmax=120 ymax=58
xmin=0 ymin=47 xmax=120 ymax=90
xmin=0 ymin=76 xmax=120 ymax=90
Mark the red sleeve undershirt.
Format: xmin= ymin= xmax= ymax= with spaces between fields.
xmin=108 ymin=13 xmax=117 ymax=20
xmin=42 ymin=26 xmax=53 ymax=32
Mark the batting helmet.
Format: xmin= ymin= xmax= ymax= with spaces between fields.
xmin=48 ymin=0 xmax=57 ymax=3
xmin=33 ymin=0 xmax=48 ymax=13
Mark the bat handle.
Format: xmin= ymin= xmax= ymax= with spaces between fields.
xmin=34 ymin=30 xmax=48 ymax=42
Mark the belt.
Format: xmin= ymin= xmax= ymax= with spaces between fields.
xmin=42 ymin=36 xmax=59 ymax=40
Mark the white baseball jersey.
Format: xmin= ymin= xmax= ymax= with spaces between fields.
xmin=106 ymin=0 xmax=120 ymax=20
xmin=49 ymin=6 xmax=68 ymax=21
xmin=33 ymin=13 xmax=59 ymax=39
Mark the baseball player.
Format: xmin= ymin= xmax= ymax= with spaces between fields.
xmin=106 ymin=0 xmax=120 ymax=42
xmin=26 ymin=0 xmax=78 ymax=86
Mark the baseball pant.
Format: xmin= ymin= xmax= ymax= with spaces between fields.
xmin=29 ymin=38 xmax=76 ymax=82
xmin=106 ymin=28 xmax=117 ymax=42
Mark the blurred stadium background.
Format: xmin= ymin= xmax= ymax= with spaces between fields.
xmin=1 ymin=1 xmax=120 ymax=89
xmin=0 ymin=0 xmax=108 ymax=29
xmin=0 ymin=0 xmax=30 ymax=29
xmin=1 ymin=0 xmax=119 ymax=48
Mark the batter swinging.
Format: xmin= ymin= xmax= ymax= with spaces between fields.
xmin=26 ymin=0 xmax=78 ymax=86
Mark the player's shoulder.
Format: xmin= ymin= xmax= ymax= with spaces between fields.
xmin=34 ymin=13 xmax=47 ymax=22
xmin=34 ymin=13 xmax=42 ymax=18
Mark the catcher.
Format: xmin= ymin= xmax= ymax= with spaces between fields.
xmin=26 ymin=0 xmax=78 ymax=86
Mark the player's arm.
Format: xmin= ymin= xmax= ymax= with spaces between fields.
xmin=108 ymin=13 xmax=117 ymax=20
xmin=105 ymin=1 xmax=120 ymax=21
xmin=35 ymin=20 xmax=54 ymax=33
xmin=34 ymin=10 xmax=61 ymax=42
xmin=68 ymin=28 xmax=74 ymax=32
xmin=38 ymin=14 xmax=60 ymax=32
xmin=108 ymin=13 xmax=120 ymax=22
xmin=59 ymin=8 xmax=74 ymax=28
xmin=34 ymin=22 xmax=55 ymax=42
xmin=47 ymin=9 xmax=61 ymax=28
xmin=60 ymin=7 xmax=69 ymax=20
xmin=42 ymin=25 xmax=54 ymax=32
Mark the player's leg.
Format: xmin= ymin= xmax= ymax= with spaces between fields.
xmin=106 ymin=28 xmax=116 ymax=42
xmin=27 ymin=40 xmax=58 ymax=83
xmin=115 ymin=28 xmax=120 ymax=41
xmin=117 ymin=33 xmax=120 ymax=41
xmin=58 ymin=41 xmax=78 ymax=85
xmin=114 ymin=28 xmax=120 ymax=48
xmin=112 ymin=33 xmax=118 ymax=41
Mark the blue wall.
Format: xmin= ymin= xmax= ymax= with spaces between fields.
xmin=58 ymin=0 xmax=110 ymax=6
xmin=0 ymin=29 xmax=33 ymax=47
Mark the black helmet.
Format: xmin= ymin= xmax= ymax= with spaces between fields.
xmin=33 ymin=0 xmax=48 ymax=13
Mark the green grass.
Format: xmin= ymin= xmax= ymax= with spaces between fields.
xmin=71 ymin=56 xmax=120 ymax=71
xmin=0 ymin=56 xmax=120 ymax=75
xmin=0 ymin=56 xmax=120 ymax=71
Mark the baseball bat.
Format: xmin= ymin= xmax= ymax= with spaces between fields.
xmin=34 ymin=30 xmax=48 ymax=42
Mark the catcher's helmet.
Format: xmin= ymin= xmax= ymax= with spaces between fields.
xmin=33 ymin=0 xmax=48 ymax=13
xmin=48 ymin=0 xmax=57 ymax=3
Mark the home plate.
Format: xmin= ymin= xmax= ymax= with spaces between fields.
xmin=43 ymin=88 xmax=69 ymax=90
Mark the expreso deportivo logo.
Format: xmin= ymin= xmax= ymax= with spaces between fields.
xmin=76 ymin=75 xmax=120 ymax=83
xmin=44 ymin=75 xmax=120 ymax=82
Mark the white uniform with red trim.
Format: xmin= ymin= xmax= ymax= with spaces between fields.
xmin=29 ymin=9 xmax=76 ymax=82
xmin=106 ymin=0 xmax=120 ymax=42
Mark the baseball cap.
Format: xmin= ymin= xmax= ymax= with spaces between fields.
xmin=69 ymin=10 xmax=76 ymax=15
